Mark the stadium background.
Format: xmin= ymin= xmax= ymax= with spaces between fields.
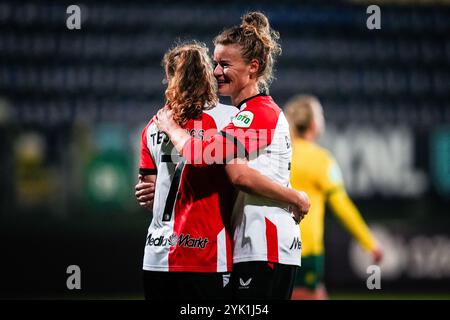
xmin=0 ymin=0 xmax=449 ymax=299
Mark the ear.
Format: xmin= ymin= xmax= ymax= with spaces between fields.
xmin=249 ymin=59 xmax=260 ymax=78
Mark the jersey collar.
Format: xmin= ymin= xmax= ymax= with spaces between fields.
xmin=236 ymin=92 xmax=268 ymax=110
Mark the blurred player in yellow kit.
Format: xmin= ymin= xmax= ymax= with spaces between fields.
xmin=285 ymin=95 xmax=383 ymax=300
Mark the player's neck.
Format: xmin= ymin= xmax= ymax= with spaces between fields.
xmin=231 ymin=84 xmax=259 ymax=107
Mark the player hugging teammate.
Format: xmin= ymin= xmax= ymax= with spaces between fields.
xmin=136 ymin=12 xmax=310 ymax=300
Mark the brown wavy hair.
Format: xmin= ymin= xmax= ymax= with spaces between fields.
xmin=214 ymin=11 xmax=282 ymax=93
xmin=163 ymin=41 xmax=218 ymax=126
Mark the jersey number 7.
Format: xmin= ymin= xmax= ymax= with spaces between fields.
xmin=162 ymin=158 xmax=185 ymax=222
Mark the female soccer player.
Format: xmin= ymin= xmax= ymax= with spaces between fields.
xmin=285 ymin=95 xmax=383 ymax=300
xmin=139 ymin=41 xmax=309 ymax=300
xmin=153 ymin=12 xmax=302 ymax=300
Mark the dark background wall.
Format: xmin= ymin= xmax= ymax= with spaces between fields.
xmin=1 ymin=0 xmax=449 ymax=299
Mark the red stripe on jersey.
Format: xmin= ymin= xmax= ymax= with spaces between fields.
xmin=265 ymin=217 xmax=279 ymax=263
xmin=168 ymin=113 xmax=234 ymax=272
xmin=139 ymin=119 xmax=156 ymax=172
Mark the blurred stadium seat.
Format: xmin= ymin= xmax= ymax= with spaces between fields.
xmin=0 ymin=1 xmax=448 ymax=126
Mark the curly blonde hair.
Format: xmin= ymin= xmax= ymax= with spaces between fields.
xmin=214 ymin=11 xmax=282 ymax=93
xmin=163 ymin=41 xmax=218 ymax=126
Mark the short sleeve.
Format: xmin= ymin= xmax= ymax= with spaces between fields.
xmin=220 ymin=105 xmax=278 ymax=157
xmin=139 ymin=121 xmax=157 ymax=176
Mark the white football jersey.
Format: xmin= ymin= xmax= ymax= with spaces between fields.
xmin=139 ymin=103 xmax=238 ymax=272
xmin=180 ymin=94 xmax=301 ymax=266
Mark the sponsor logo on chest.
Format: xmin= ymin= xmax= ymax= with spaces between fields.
xmin=146 ymin=233 xmax=209 ymax=249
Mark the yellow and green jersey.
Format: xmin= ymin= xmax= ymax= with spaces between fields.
xmin=290 ymin=138 xmax=377 ymax=257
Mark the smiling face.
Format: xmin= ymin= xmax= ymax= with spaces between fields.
xmin=213 ymin=44 xmax=259 ymax=105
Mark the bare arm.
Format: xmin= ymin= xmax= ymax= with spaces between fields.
xmin=135 ymin=174 xmax=156 ymax=211
xmin=225 ymin=159 xmax=310 ymax=223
